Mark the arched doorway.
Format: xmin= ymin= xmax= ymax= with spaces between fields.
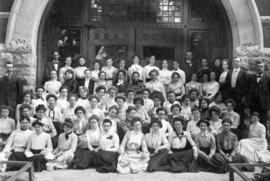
xmin=4 ymin=0 xmax=263 ymax=87
xmin=37 ymin=0 xmax=232 ymax=84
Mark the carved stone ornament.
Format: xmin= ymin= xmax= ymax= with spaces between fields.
xmin=6 ymin=38 xmax=32 ymax=53
xmin=236 ymin=43 xmax=263 ymax=57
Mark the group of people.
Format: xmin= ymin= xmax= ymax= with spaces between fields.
xmin=0 ymin=51 xmax=270 ymax=174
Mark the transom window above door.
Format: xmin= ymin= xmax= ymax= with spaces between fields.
xmin=88 ymin=0 xmax=183 ymax=23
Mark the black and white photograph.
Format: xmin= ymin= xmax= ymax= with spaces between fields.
xmin=0 ymin=0 xmax=270 ymax=180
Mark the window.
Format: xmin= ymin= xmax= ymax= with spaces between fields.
xmin=88 ymin=0 xmax=183 ymax=23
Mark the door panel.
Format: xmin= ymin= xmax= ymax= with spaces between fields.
xmin=136 ymin=28 xmax=183 ymax=66
xmin=88 ymin=27 xmax=183 ymax=66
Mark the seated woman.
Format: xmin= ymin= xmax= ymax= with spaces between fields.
xmin=237 ymin=112 xmax=270 ymax=163
xmin=34 ymin=104 xmax=57 ymax=138
xmin=185 ymin=73 xmax=202 ymax=95
xmin=168 ymin=72 xmax=185 ymax=101
xmin=204 ymin=72 xmax=220 ymax=101
xmin=25 ymin=120 xmax=53 ymax=172
xmin=2 ymin=117 xmax=33 ymax=170
xmin=113 ymin=69 xmax=128 ymax=95
xmin=167 ymin=117 xmax=198 ymax=173
xmin=145 ymin=119 xmax=170 ymax=172
xmin=95 ymin=119 xmax=119 ymax=173
xmin=46 ymin=118 xmax=78 ymax=170
xmin=0 ymin=106 xmax=16 ymax=151
xmin=133 ymin=97 xmax=150 ymax=133
xmin=44 ymin=70 xmax=62 ymax=97
xmin=156 ymin=108 xmax=173 ymax=137
xmin=117 ymin=117 xmax=149 ymax=174
xmin=194 ymin=119 xmax=223 ymax=173
xmin=15 ymin=90 xmax=33 ymax=122
xmin=145 ymin=69 xmax=166 ymax=100
xmin=71 ymin=115 xmax=100 ymax=169
xmin=213 ymin=118 xmax=254 ymax=172
xmin=209 ymin=106 xmax=222 ymax=135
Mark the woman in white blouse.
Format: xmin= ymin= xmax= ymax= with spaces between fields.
xmin=25 ymin=120 xmax=53 ymax=172
xmin=56 ymin=86 xmax=69 ymax=113
xmin=145 ymin=69 xmax=166 ymax=99
xmin=156 ymin=108 xmax=173 ymax=137
xmin=101 ymin=58 xmax=117 ymax=87
xmin=185 ymin=73 xmax=202 ymax=95
xmin=71 ymin=115 xmax=100 ymax=169
xmin=95 ymin=119 xmax=120 ymax=173
xmin=74 ymin=56 xmax=88 ymax=85
xmin=128 ymin=55 xmax=144 ymax=81
xmin=44 ymin=70 xmax=62 ymax=97
xmin=145 ymin=119 xmax=170 ymax=172
xmin=168 ymin=72 xmax=185 ymax=101
xmin=205 ymin=71 xmax=220 ymax=101
xmin=2 ymin=117 xmax=33 ymax=170
xmin=237 ymin=112 xmax=270 ymax=163
xmin=159 ymin=60 xmax=172 ymax=92
xmin=91 ymin=61 xmax=101 ymax=82
xmin=143 ymin=55 xmax=160 ymax=83
xmin=117 ymin=117 xmax=149 ymax=174
xmin=167 ymin=117 xmax=198 ymax=172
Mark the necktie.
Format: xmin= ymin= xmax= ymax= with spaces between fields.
xmin=48 ymin=108 xmax=55 ymax=121
xmin=65 ymin=132 xmax=72 ymax=140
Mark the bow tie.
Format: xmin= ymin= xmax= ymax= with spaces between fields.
xmin=257 ymin=74 xmax=262 ymax=78
xmin=80 ymin=97 xmax=87 ymax=100
xmin=53 ymin=61 xmax=59 ymax=64
xmin=65 ymin=132 xmax=72 ymax=140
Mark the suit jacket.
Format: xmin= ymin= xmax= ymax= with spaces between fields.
xmin=44 ymin=60 xmax=64 ymax=81
xmin=78 ymin=78 xmax=95 ymax=95
xmin=0 ymin=74 xmax=24 ymax=109
xmin=247 ymin=73 xmax=270 ymax=110
xmin=225 ymin=68 xmax=248 ymax=98
xmin=180 ymin=59 xmax=197 ymax=82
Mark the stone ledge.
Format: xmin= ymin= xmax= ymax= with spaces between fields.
xmin=0 ymin=12 xmax=9 ymax=18
xmin=261 ymin=16 xmax=270 ymax=24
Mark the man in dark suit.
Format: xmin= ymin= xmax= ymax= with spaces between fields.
xmin=0 ymin=62 xmax=24 ymax=115
xmin=247 ymin=60 xmax=270 ymax=126
xmin=180 ymin=52 xmax=197 ymax=82
xmin=44 ymin=51 xmax=64 ymax=81
xmin=78 ymin=69 xmax=95 ymax=95
xmin=225 ymin=57 xmax=248 ymax=107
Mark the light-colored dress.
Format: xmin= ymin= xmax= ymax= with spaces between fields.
xmin=168 ymin=81 xmax=185 ymax=98
xmin=56 ymin=97 xmax=69 ymax=113
xmin=117 ymin=130 xmax=150 ymax=174
xmin=209 ymin=119 xmax=222 ymax=135
xmin=237 ymin=121 xmax=270 ymax=163
xmin=128 ymin=64 xmax=144 ymax=81
xmin=159 ymin=69 xmax=172 ymax=88
xmin=44 ymin=80 xmax=62 ymax=96
xmin=205 ymin=81 xmax=220 ymax=100
xmin=186 ymin=81 xmax=202 ymax=94
xmin=145 ymin=80 xmax=166 ymax=99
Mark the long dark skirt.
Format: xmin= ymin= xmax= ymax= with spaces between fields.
xmin=147 ymin=148 xmax=169 ymax=172
xmin=212 ymin=152 xmax=254 ymax=173
xmin=71 ymin=148 xmax=97 ymax=169
xmin=6 ymin=151 xmax=27 ymax=171
xmin=95 ymin=150 xmax=119 ymax=173
xmin=197 ymin=147 xmax=223 ymax=173
xmin=27 ymin=149 xmax=47 ymax=172
xmin=168 ymin=149 xmax=199 ymax=173
xmin=0 ymin=133 xmax=10 ymax=151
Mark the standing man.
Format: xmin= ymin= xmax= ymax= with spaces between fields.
xmin=0 ymin=62 xmax=24 ymax=115
xmin=181 ymin=52 xmax=197 ymax=82
xmin=225 ymin=57 xmax=248 ymax=111
xmin=247 ymin=60 xmax=270 ymax=126
xmin=44 ymin=51 xmax=64 ymax=81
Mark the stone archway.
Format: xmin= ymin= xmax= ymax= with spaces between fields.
xmin=4 ymin=0 xmax=264 ymax=88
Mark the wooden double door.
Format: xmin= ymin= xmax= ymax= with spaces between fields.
xmin=88 ymin=26 xmax=183 ymax=66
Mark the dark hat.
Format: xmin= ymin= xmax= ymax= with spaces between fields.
xmin=32 ymin=120 xmax=44 ymax=127
xmin=150 ymin=119 xmax=163 ymax=128
xmin=196 ymin=119 xmax=210 ymax=127
xmin=62 ymin=118 xmax=74 ymax=128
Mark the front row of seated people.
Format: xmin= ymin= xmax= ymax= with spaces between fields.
xmin=2 ymin=106 xmax=269 ymax=173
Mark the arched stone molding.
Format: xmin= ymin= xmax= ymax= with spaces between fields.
xmin=4 ymin=0 xmax=264 ymax=87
